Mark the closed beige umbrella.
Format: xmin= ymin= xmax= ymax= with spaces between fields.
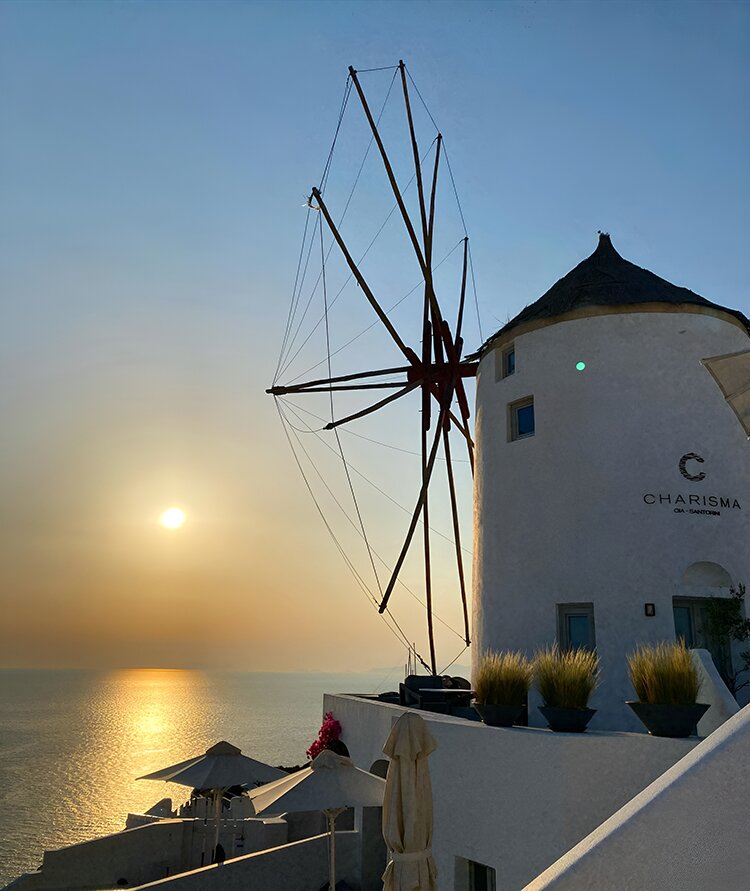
xmin=382 ymin=712 xmax=438 ymax=891
xmin=702 ymin=349 xmax=750 ymax=437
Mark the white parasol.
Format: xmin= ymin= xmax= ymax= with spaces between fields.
xmin=138 ymin=741 xmax=285 ymax=861
xmin=248 ymin=748 xmax=385 ymax=890
xmin=702 ymin=349 xmax=750 ymax=437
xmin=382 ymin=712 xmax=438 ymax=891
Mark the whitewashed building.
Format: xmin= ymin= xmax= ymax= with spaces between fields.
xmin=471 ymin=233 xmax=750 ymax=730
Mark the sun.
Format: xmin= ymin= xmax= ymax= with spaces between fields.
xmin=159 ymin=507 xmax=186 ymax=530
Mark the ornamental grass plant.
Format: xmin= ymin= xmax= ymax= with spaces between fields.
xmin=534 ymin=644 xmax=600 ymax=710
xmin=474 ymin=650 xmax=533 ymax=705
xmin=627 ymin=640 xmax=701 ymax=705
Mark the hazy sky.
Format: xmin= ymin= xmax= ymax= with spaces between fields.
xmin=1 ymin=0 xmax=748 ymax=672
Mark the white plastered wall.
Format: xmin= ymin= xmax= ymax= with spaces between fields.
xmin=473 ymin=311 xmax=750 ymax=730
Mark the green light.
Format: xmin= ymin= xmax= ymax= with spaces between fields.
xmin=576 ymin=361 xmax=586 ymax=371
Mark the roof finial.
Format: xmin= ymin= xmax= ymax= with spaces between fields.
xmin=596 ymin=230 xmax=613 ymax=250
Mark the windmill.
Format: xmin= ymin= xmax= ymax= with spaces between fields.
xmin=268 ymin=62 xmax=479 ymax=674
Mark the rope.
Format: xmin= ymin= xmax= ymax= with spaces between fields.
xmin=320 ymin=217 xmax=384 ymax=596
xmin=275 ymin=73 xmax=354 ymax=384
xmin=273 ymin=209 xmax=313 ymax=385
xmin=277 ymin=401 xmax=466 ymax=642
xmin=283 ymin=399 xmax=470 ymax=465
xmin=276 ymin=71 xmax=402 ymax=382
xmin=319 ymin=77 xmax=352 ymax=194
xmin=405 ymin=67 xmax=439 ymax=133
xmin=356 ymin=65 xmax=400 ymax=73
xmin=279 ymin=399 xmax=473 ymax=556
xmin=404 ymin=64 xmax=482 ymax=340
xmin=275 ymin=398 xmax=430 ymax=663
xmin=468 ymin=241 xmax=484 ymax=342
xmin=284 ymin=223 xmax=455 ymax=386
xmin=439 ymin=645 xmax=470 ymax=676
xmin=275 ymin=213 xmax=323 ymax=385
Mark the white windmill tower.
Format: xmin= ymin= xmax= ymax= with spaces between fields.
xmin=471 ymin=233 xmax=750 ymax=730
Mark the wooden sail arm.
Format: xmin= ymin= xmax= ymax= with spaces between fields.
xmin=399 ymin=60 xmax=428 ymax=252
xmin=310 ymin=187 xmax=421 ymax=370
xmin=441 ymin=322 xmax=472 ymax=422
xmin=456 ymin=237 xmax=469 ymax=343
xmin=442 ymin=424 xmax=471 ymax=645
xmin=349 ymin=66 xmax=428 ymax=278
xmin=324 ymin=381 xmax=420 ymax=430
xmin=281 ymin=382 xmax=409 ymax=393
xmin=378 ymin=400 xmax=449 ymax=614
xmin=267 ymin=365 xmax=413 ymax=395
xmin=349 ymin=65 xmax=451 ymax=347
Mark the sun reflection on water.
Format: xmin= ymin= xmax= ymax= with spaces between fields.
xmin=59 ymin=669 xmax=214 ymax=847
xmin=0 ymin=667 xmax=367 ymax=884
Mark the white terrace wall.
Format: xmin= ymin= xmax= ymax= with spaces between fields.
xmin=522 ymin=704 xmax=750 ymax=890
xmin=325 ymin=694 xmax=701 ymax=891
xmin=134 ymin=832 xmax=360 ymax=891
xmin=473 ymin=311 xmax=750 ymax=731
xmin=4 ymin=817 xmax=290 ymax=891
xmin=7 ymin=820 xmax=186 ymax=891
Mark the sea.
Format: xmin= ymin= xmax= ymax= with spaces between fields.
xmin=0 ymin=666 xmax=401 ymax=884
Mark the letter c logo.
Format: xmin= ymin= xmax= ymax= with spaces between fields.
xmin=679 ymin=453 xmax=705 ymax=482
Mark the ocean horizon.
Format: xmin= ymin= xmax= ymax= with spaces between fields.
xmin=0 ymin=666 xmax=406 ymax=884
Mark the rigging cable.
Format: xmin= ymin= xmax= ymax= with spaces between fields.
xmin=440 ymin=646 xmax=469 ymax=676
xmin=405 ymin=65 xmax=483 ymax=340
xmin=273 ymin=208 xmax=312 ymax=385
xmin=282 ymin=397 xmax=470 ymax=465
xmin=275 ymin=397 xmax=431 ymax=670
xmin=355 ymin=65 xmax=400 ymax=73
xmin=274 ymin=211 xmax=321 ymax=386
xmin=276 ymin=70 xmax=403 ymax=381
xmin=285 ymin=225 xmax=457 ymax=386
xmin=319 ymin=76 xmax=353 ymax=194
xmin=275 ymin=73 xmax=352 ymax=385
xmin=276 ymin=400 xmax=465 ymax=643
xmin=468 ymin=241 xmax=484 ymax=342
xmin=320 ymin=219 xmax=384 ymax=596
xmin=279 ymin=398 xmax=473 ymax=556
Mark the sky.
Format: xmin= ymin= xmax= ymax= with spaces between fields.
xmin=1 ymin=0 xmax=748 ymax=673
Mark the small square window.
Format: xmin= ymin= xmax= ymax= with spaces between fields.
xmin=509 ymin=396 xmax=534 ymax=440
xmin=503 ymin=346 xmax=515 ymax=377
xmin=557 ymin=603 xmax=596 ymax=651
xmin=455 ymin=857 xmax=497 ymax=891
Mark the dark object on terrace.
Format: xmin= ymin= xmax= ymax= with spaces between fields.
xmin=399 ymin=674 xmax=473 ymax=714
xmin=474 ymin=232 xmax=750 ymax=357
xmin=327 ymin=738 xmax=350 ymax=757
xmin=377 ymin=690 xmax=400 ymax=704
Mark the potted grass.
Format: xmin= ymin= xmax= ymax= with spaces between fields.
xmin=627 ymin=640 xmax=709 ymax=737
xmin=473 ymin=650 xmax=533 ymax=727
xmin=534 ymin=645 xmax=599 ymax=732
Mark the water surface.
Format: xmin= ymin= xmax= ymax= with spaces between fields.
xmin=0 ymin=667 xmax=394 ymax=883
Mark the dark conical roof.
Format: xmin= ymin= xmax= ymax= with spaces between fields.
xmin=475 ymin=233 xmax=749 ymax=355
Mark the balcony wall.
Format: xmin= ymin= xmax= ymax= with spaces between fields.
xmin=325 ymin=693 xmax=701 ymax=891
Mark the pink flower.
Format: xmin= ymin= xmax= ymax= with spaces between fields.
xmin=306 ymin=712 xmax=342 ymax=759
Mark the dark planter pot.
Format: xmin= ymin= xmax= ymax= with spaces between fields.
xmin=473 ymin=702 xmax=524 ymax=727
xmin=539 ymin=706 xmax=596 ymax=733
xmin=627 ymin=701 xmax=709 ymax=738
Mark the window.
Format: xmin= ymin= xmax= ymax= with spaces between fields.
xmin=673 ymin=597 xmax=732 ymax=682
xmin=469 ymin=861 xmax=496 ymax=891
xmin=509 ymin=396 xmax=534 ymax=440
xmin=503 ymin=345 xmax=515 ymax=377
xmin=495 ymin=344 xmax=516 ymax=381
xmin=455 ymin=857 xmax=497 ymax=891
xmin=558 ymin=603 xmax=596 ymax=651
